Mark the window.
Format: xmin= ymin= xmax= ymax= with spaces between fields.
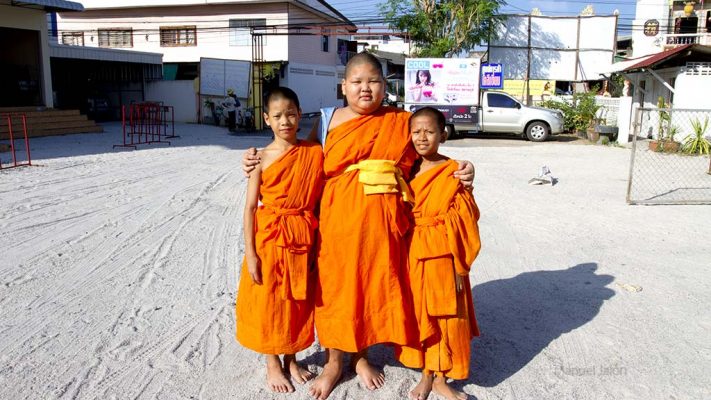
xmin=98 ymin=28 xmax=133 ymax=48
xmin=321 ymin=32 xmax=329 ymax=52
xmin=488 ymin=93 xmax=519 ymax=108
xmin=229 ymin=19 xmax=266 ymax=46
xmin=160 ymin=26 xmax=196 ymax=47
xmin=61 ymin=31 xmax=84 ymax=46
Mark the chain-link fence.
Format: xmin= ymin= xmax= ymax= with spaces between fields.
xmin=627 ymin=107 xmax=711 ymax=205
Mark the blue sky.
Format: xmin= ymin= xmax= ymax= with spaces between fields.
xmin=329 ymin=0 xmax=639 ymax=34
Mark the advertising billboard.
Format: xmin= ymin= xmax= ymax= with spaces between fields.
xmin=404 ymin=58 xmax=481 ymax=106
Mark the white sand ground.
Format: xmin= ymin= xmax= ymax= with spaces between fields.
xmin=1 ymin=122 xmax=710 ymax=400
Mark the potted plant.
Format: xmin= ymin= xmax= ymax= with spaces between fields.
xmin=648 ymin=97 xmax=680 ymax=152
xmin=681 ymin=116 xmax=711 ymax=155
xmin=572 ymin=90 xmax=601 ymax=141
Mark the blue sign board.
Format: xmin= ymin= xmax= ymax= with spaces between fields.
xmin=480 ymin=63 xmax=503 ymax=89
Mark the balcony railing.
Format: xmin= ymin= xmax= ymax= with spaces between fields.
xmin=662 ymin=33 xmax=711 ymax=47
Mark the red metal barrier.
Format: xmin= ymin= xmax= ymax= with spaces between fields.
xmin=0 ymin=113 xmax=32 ymax=170
xmin=114 ymin=102 xmax=176 ymax=149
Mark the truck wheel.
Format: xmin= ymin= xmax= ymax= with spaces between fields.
xmin=445 ymin=124 xmax=457 ymax=140
xmin=526 ymin=121 xmax=550 ymax=142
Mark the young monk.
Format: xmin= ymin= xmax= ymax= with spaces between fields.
xmin=398 ymin=107 xmax=482 ymax=400
xmin=235 ymin=87 xmax=323 ymax=393
xmin=242 ymin=53 xmax=475 ymax=400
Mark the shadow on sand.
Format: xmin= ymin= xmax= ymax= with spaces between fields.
xmin=464 ymin=262 xmax=615 ymax=388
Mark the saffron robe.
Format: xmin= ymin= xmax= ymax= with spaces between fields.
xmin=315 ymin=106 xmax=418 ymax=352
xmin=236 ymin=141 xmax=324 ymax=355
xmin=397 ymin=159 xmax=481 ymax=379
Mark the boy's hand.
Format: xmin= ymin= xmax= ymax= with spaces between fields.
xmin=453 ymin=160 xmax=475 ymax=191
xmin=242 ymin=148 xmax=261 ymax=177
xmin=455 ymin=274 xmax=463 ymax=293
xmin=246 ymin=255 xmax=262 ymax=284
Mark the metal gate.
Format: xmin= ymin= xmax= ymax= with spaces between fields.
xmin=627 ymin=107 xmax=711 ymax=205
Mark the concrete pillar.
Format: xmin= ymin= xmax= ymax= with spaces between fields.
xmin=617 ymin=96 xmax=634 ymax=144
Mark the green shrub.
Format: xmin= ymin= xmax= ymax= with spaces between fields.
xmin=540 ymin=89 xmax=601 ymax=133
xmin=540 ymin=99 xmax=575 ymax=132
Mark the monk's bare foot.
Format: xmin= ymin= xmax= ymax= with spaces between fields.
xmin=309 ymin=349 xmax=343 ymax=400
xmin=352 ymin=350 xmax=384 ymax=390
xmin=432 ymin=376 xmax=467 ymax=400
xmin=266 ymin=355 xmax=294 ymax=393
xmin=285 ymin=354 xmax=314 ymax=384
xmin=409 ymin=371 xmax=434 ymax=400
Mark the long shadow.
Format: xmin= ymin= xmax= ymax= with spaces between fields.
xmin=464 ymin=263 xmax=614 ymax=388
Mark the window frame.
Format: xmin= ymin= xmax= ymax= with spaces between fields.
xmin=159 ymin=25 xmax=197 ymax=47
xmin=61 ymin=31 xmax=84 ymax=46
xmin=321 ymin=33 xmax=329 ymax=52
xmin=229 ymin=18 xmax=267 ymax=46
xmin=97 ymin=28 xmax=133 ymax=48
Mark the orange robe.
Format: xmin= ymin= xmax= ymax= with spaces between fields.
xmin=397 ymin=159 xmax=481 ymax=379
xmin=315 ymin=106 xmax=418 ymax=352
xmin=236 ymin=141 xmax=324 ymax=355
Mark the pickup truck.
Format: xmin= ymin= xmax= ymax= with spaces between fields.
xmin=410 ymin=90 xmax=565 ymax=142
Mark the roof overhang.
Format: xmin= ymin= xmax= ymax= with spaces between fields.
xmin=50 ymin=43 xmax=163 ymax=65
xmin=604 ymin=44 xmax=711 ymax=75
xmin=10 ymin=0 xmax=83 ymax=11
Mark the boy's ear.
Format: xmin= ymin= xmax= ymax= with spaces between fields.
xmin=263 ymin=112 xmax=270 ymax=125
xmin=440 ymin=130 xmax=448 ymax=143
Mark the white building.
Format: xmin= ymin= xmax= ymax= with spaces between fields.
xmin=56 ymin=0 xmax=356 ymax=118
xmin=632 ymin=0 xmax=711 ymax=58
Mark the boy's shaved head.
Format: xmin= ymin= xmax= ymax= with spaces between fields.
xmin=263 ymin=87 xmax=300 ymax=113
xmin=345 ymin=52 xmax=384 ymax=79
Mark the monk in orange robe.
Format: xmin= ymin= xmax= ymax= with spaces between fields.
xmin=236 ymin=88 xmax=323 ymax=393
xmin=398 ymin=107 xmax=481 ymax=400
xmin=305 ymin=53 xmax=421 ymax=399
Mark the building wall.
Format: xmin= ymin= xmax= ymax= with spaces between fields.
xmin=286 ymin=4 xmax=348 ymax=66
xmin=674 ymin=67 xmax=711 ymax=110
xmin=631 ymin=0 xmax=670 ymax=57
xmin=0 ymin=4 xmax=53 ymax=107
xmin=145 ymin=80 xmax=198 ymax=122
xmin=57 ymin=4 xmax=290 ymax=62
xmin=282 ymin=62 xmax=340 ymax=113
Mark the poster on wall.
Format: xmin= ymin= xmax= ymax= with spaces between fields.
xmin=502 ymin=80 xmax=556 ymax=101
xmin=199 ymin=58 xmax=251 ymax=98
xmin=404 ymin=58 xmax=481 ymax=105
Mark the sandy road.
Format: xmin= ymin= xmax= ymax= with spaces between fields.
xmin=0 ymin=122 xmax=709 ymax=399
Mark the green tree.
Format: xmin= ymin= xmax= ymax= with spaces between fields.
xmin=380 ymin=0 xmax=505 ymax=57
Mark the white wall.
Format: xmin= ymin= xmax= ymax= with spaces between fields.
xmin=674 ymin=70 xmax=711 ymax=110
xmin=282 ymin=62 xmax=340 ymax=113
xmin=145 ymin=80 xmax=199 ymax=122
xmin=57 ymin=3 xmax=290 ymax=63
xmin=0 ymin=4 xmax=54 ymax=107
xmin=631 ymin=0 xmax=669 ymax=58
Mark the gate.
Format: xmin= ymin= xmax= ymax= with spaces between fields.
xmin=627 ymin=107 xmax=711 ymax=205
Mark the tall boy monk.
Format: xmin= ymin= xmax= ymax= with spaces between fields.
xmin=398 ymin=107 xmax=481 ymax=400
xmin=236 ymin=87 xmax=323 ymax=393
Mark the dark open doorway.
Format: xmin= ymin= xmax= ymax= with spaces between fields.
xmin=0 ymin=27 xmax=43 ymax=107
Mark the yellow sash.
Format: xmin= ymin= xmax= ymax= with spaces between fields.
xmin=344 ymin=159 xmax=413 ymax=204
